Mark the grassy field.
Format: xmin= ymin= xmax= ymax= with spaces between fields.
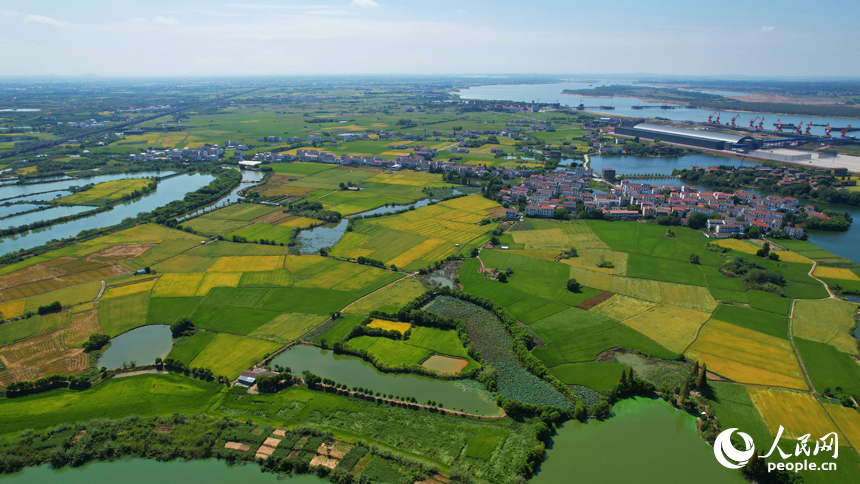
xmin=54 ymin=178 xmax=153 ymax=205
xmin=404 ymin=326 xmax=478 ymax=372
xmin=549 ymin=361 xmax=628 ymax=391
xmin=711 ymin=304 xmax=788 ymax=340
xmin=319 ymin=314 xmax=366 ymax=343
xmin=247 ymin=313 xmax=326 ymax=343
xmin=145 ymin=297 xmax=200 ymax=324
xmin=261 ymin=287 xmax=358 ymax=315
xmin=795 ymin=338 xmax=860 ymax=396
xmin=530 ymin=307 xmax=674 ymax=365
xmin=195 ymin=272 xmax=243 ymax=296
xmin=748 ymin=290 xmax=791 ymax=315
xmin=589 ymin=295 xmax=657 ymax=322
xmin=685 ymin=320 xmax=806 ymax=389
xmin=189 ymin=333 xmax=281 ymax=378
xmin=238 ymin=269 xmax=293 ymax=288
xmin=189 ymin=304 xmax=279 ymax=335
xmin=344 ymin=277 xmax=426 ymax=315
xmin=346 ymin=335 xmax=433 ymax=367
xmin=22 ymin=280 xmax=103 ymax=312
xmin=792 ymin=299 xmax=858 ymax=355
xmin=708 ymin=382 xmax=775 ymax=447
xmin=167 ymin=330 xmax=218 ymax=364
xmin=98 ymin=292 xmax=150 ymax=336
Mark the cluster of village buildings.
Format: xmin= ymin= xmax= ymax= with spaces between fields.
xmin=504 ymin=169 xmax=816 ymax=238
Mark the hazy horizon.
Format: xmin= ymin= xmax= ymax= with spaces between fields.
xmin=2 ymin=0 xmax=859 ymax=77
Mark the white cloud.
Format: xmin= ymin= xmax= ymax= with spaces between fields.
xmin=761 ymin=25 xmax=775 ymax=32
xmin=22 ymin=14 xmax=66 ymax=26
xmin=0 ymin=10 xmax=19 ymax=17
xmin=154 ymin=16 xmax=180 ymax=25
xmin=127 ymin=17 xmax=148 ymax=24
xmin=350 ymin=0 xmax=379 ymax=8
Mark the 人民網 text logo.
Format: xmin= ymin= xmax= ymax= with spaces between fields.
xmin=714 ymin=426 xmax=838 ymax=473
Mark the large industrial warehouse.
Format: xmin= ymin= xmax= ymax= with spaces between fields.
xmin=614 ymin=123 xmax=758 ymax=151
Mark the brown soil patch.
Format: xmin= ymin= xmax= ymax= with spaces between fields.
xmin=263 ymin=437 xmax=282 ymax=448
xmin=90 ymin=244 xmax=155 ymax=260
xmin=320 ymin=441 xmax=353 ymax=460
xmin=0 ymin=264 xmax=56 ymax=290
xmin=250 ymin=429 xmax=263 ymax=435
xmin=155 ymin=426 xmax=173 ymax=434
xmin=486 ymin=207 xmax=507 ymax=218
xmin=309 ymin=455 xmax=339 ymax=469
xmin=272 ymin=428 xmax=287 ymax=437
xmin=288 ymin=451 xmax=300 ymax=459
xmin=577 ymin=291 xmax=614 ymax=310
xmin=255 ymin=445 xmax=276 ymax=459
xmin=224 ymin=442 xmax=251 ymax=452
xmin=72 ymin=430 xmax=86 ymax=444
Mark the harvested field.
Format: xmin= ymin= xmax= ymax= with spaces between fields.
xmin=367 ymin=319 xmax=411 ymax=334
xmin=561 ymin=249 xmax=628 ymax=275
xmin=151 ymin=255 xmax=216 ymax=273
xmin=825 ymin=403 xmax=860 ymax=452
xmin=793 ymin=299 xmax=859 ymax=355
xmin=89 ymin=243 xmax=155 ymax=261
xmin=748 ymin=387 xmax=843 ymax=443
xmin=713 ymin=239 xmax=760 ymax=254
xmin=224 ymin=442 xmax=251 ymax=452
xmin=0 ymin=299 xmax=26 ymax=320
xmin=685 ymin=320 xmax=806 ymax=389
xmin=590 ymin=295 xmax=657 ymax=322
xmin=620 ymin=304 xmax=711 ymax=354
xmin=310 ymin=455 xmax=340 ymax=469
xmin=576 ymin=291 xmax=614 ymax=310
xmin=189 ymin=333 xmax=281 ymax=378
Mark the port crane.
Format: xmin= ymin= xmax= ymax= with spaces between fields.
xmin=707 ymin=112 xmax=717 ymax=123
xmin=842 ymin=125 xmax=852 ymax=139
xmin=804 ymin=122 xmax=812 ymax=136
xmin=776 ymin=119 xmax=783 ymax=133
xmin=758 ymin=118 xmax=764 ymax=130
xmin=715 ymin=113 xmax=721 ymax=125
xmin=749 ymin=116 xmax=759 ymax=129
xmin=795 ymin=121 xmax=803 ymax=135
xmin=825 ymin=124 xmax=832 ymax=137
xmin=730 ymin=114 xmax=740 ymax=128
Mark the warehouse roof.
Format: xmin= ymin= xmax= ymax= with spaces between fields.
xmin=628 ymin=123 xmax=753 ymax=144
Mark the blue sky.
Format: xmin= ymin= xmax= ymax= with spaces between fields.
xmin=1 ymin=0 xmax=858 ymax=77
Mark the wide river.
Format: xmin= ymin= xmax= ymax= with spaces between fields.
xmin=0 ymin=173 xmax=215 ymax=257
xmin=455 ymin=81 xmax=860 ymax=137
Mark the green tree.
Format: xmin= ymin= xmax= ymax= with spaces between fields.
xmin=687 ymin=212 xmax=708 ymax=230
xmin=689 ymin=254 xmax=700 ymax=264
xmin=170 ymin=317 xmax=194 ymax=338
xmin=566 ymin=278 xmax=582 ymax=292
xmin=498 ymin=272 xmax=508 ymax=283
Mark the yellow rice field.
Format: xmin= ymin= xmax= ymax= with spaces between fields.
xmin=368 ymin=319 xmax=411 ymax=334
xmin=813 ymin=266 xmax=860 ymax=281
xmin=248 ymin=313 xmax=326 ymax=343
xmin=279 ymin=217 xmax=321 ymax=229
xmin=824 ymin=403 xmax=860 ymax=451
xmin=771 ymin=250 xmax=811 ymax=263
xmin=195 ymin=272 xmax=243 ymax=296
xmin=151 ymin=273 xmax=205 ymax=297
xmin=686 ymin=320 xmax=807 ymax=389
xmin=283 ymin=255 xmax=327 ymax=272
xmin=621 ymin=304 xmax=711 ymax=353
xmin=55 ymin=179 xmax=152 ymax=205
xmin=365 ymin=171 xmax=451 ymax=187
xmin=713 ymin=239 xmax=760 ymax=254
xmin=102 ymin=279 xmax=156 ymax=299
xmin=590 ymin=295 xmax=657 ymax=321
xmin=207 ymin=256 xmax=283 ymax=272
xmin=388 ymin=238 xmax=449 ymax=268
xmin=748 ymin=387 xmax=843 ymax=443
xmin=793 ymin=299 xmax=859 ymax=355
xmin=0 ymin=299 xmax=26 ymax=319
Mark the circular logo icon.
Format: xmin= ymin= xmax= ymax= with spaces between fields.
xmin=714 ymin=428 xmax=755 ymax=469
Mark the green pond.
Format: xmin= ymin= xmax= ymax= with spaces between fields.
xmin=98 ymin=325 xmax=173 ymax=370
xmin=0 ymin=459 xmax=324 ymax=484
xmin=270 ymin=345 xmax=502 ymax=416
xmin=532 ymin=397 xmax=746 ymax=484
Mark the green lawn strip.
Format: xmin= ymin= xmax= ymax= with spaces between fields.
xmin=261 ymin=287 xmax=359 ymax=314
xmin=708 ymin=288 xmax=749 ymax=304
xmin=795 ymin=338 xmax=860 ymax=396
xmin=200 ymin=287 xmax=273 ymax=309
xmin=238 ymin=269 xmax=294 ymax=287
xmin=229 ymin=223 xmax=295 ymax=244
xmin=0 ymin=373 xmax=223 ymax=435
xmin=146 ymin=297 xmax=201 ymax=324
xmin=747 ymin=290 xmax=791 ymax=315
xmin=710 ymin=304 xmax=789 ymax=340
xmin=167 ymin=330 xmax=217 ymax=364
xmin=707 ymin=382 xmax=773 ymax=446
xmin=549 ymin=361 xmax=629 ymax=391
xmin=98 ymin=292 xmax=151 ymax=336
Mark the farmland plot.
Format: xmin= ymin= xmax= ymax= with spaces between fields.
xmin=748 ymin=387 xmax=844 ymax=443
xmin=620 ymin=304 xmax=711 ymax=354
xmin=792 ymin=299 xmax=858 ymax=355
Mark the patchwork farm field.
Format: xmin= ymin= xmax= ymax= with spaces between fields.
xmin=54 ymin=178 xmax=154 ymax=205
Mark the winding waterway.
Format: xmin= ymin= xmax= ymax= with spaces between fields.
xmin=270 ymin=344 xmax=502 ymax=416
xmin=0 ymin=173 xmax=215 ymax=256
